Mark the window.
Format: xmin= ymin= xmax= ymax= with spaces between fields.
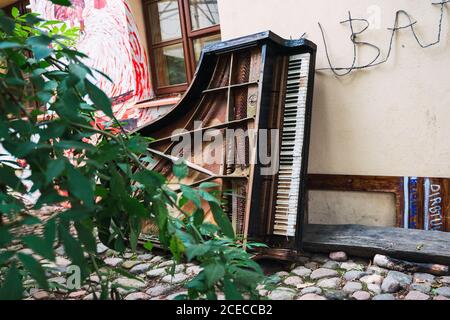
xmin=143 ymin=0 xmax=221 ymax=96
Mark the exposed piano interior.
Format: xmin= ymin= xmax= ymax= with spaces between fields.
xmin=134 ymin=31 xmax=317 ymax=255
xmin=135 ymin=31 xmax=450 ymax=265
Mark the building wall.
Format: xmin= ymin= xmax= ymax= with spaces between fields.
xmin=218 ymin=0 xmax=450 ymax=226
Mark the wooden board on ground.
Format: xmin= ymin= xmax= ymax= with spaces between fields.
xmin=303 ymin=224 xmax=450 ymax=266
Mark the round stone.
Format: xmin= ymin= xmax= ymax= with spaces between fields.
xmin=32 ymin=291 xmax=49 ymax=300
xmin=404 ymin=291 xmax=429 ymax=300
xmin=56 ymin=256 xmax=71 ymax=267
xmin=283 ymin=276 xmax=303 ymax=287
xmin=186 ymin=265 xmax=203 ymax=276
xmin=343 ymin=281 xmax=362 ymax=294
xmin=340 ymin=261 xmax=364 ymax=271
xmin=146 ymin=267 xmax=167 ymax=278
xmin=150 ymin=256 xmax=164 ymax=264
xmin=304 ymin=261 xmax=319 ymax=270
xmin=329 ymin=251 xmax=348 ymax=262
xmin=137 ymin=253 xmax=153 ymax=261
xmin=96 ymin=243 xmax=108 ymax=254
xmin=381 ymin=276 xmax=400 ymax=293
xmin=317 ymin=277 xmax=340 ymax=289
xmin=68 ymin=290 xmax=87 ymax=299
xmin=122 ymin=260 xmax=142 ymax=269
xmin=435 ymin=286 xmax=450 ymax=298
xmin=311 ymin=254 xmax=329 ymax=264
xmin=360 ymin=274 xmax=384 ymax=285
xmin=146 ymin=284 xmax=173 ymax=297
xmin=161 ymin=273 xmax=190 ymax=284
xmin=124 ymin=292 xmax=150 ymax=300
xmin=275 ymin=271 xmax=290 ymax=277
xmin=113 ymin=277 xmax=147 ymax=290
xmin=310 ymin=268 xmax=339 ymax=280
xmin=166 ymin=291 xmax=188 ymax=300
xmin=297 ymin=293 xmax=326 ymax=300
xmin=130 ymin=263 xmax=152 ymax=275
xmin=158 ymin=260 xmax=176 ymax=268
xmin=323 ymin=289 xmax=347 ymax=300
xmin=438 ymin=276 xmax=450 ymax=285
xmin=386 ymin=271 xmax=412 ymax=287
xmin=83 ymin=292 xmax=101 ymax=300
xmin=268 ymin=287 xmax=296 ymax=300
xmin=413 ymin=273 xmax=435 ymax=284
xmin=434 ymin=295 xmax=450 ymax=300
xmin=301 ymin=286 xmax=322 ymax=295
xmin=322 ymin=261 xmax=340 ymax=269
xmin=372 ymin=293 xmax=396 ymax=300
xmin=344 ymin=270 xmax=367 ymax=281
xmin=352 ymin=291 xmax=371 ymax=300
xmin=410 ymin=283 xmax=431 ymax=294
xmin=291 ymin=266 xmax=312 ymax=277
xmin=367 ymin=284 xmax=381 ymax=295
xmin=367 ymin=266 xmax=388 ymax=275
xmin=104 ymin=257 xmax=123 ymax=267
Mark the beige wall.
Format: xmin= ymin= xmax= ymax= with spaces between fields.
xmin=218 ymin=0 xmax=450 ymax=226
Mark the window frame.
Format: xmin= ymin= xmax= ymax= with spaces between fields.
xmin=142 ymin=0 xmax=220 ymax=96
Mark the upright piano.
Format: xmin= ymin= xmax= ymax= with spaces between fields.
xmin=136 ymin=31 xmax=316 ymax=258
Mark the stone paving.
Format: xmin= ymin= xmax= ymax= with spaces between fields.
xmin=20 ymin=244 xmax=450 ymax=300
xmin=8 ymin=205 xmax=450 ymax=300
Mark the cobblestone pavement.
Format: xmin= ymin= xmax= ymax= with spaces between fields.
xmin=20 ymin=244 xmax=450 ymax=300
xmin=8 ymin=206 xmax=450 ymax=300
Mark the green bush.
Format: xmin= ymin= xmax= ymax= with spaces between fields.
xmin=0 ymin=2 xmax=263 ymax=300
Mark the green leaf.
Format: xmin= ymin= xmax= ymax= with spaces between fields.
xmin=44 ymin=219 xmax=56 ymax=249
xmin=0 ymin=227 xmax=13 ymax=246
xmin=180 ymin=185 xmax=201 ymax=208
xmin=134 ymin=170 xmax=165 ymax=188
xmin=59 ymin=223 xmax=89 ymax=279
xmin=0 ymin=264 xmax=23 ymax=300
xmin=85 ymin=80 xmax=113 ymax=117
xmin=22 ymin=235 xmax=55 ymax=261
xmin=209 ymin=202 xmax=235 ymax=239
xmin=143 ymin=241 xmax=153 ymax=252
xmin=126 ymin=136 xmax=147 ymax=154
xmin=45 ymin=159 xmax=66 ymax=183
xmin=26 ymin=35 xmax=53 ymax=60
xmin=18 ymin=253 xmax=49 ymax=291
xmin=11 ymin=7 xmax=19 ymax=18
xmin=0 ymin=165 xmax=26 ymax=192
xmin=54 ymin=140 xmax=95 ymax=150
xmin=193 ymin=208 xmax=204 ymax=227
xmin=0 ymin=42 xmax=21 ymax=49
xmin=185 ymin=244 xmax=210 ymax=261
xmin=169 ymin=235 xmax=185 ymax=263
xmin=199 ymin=182 xmax=219 ymax=189
xmin=50 ymin=0 xmax=72 ymax=6
xmin=223 ymin=277 xmax=243 ymax=300
xmin=203 ymin=262 xmax=225 ymax=287
xmin=173 ymin=160 xmax=188 ymax=179
xmin=0 ymin=15 xmax=15 ymax=34
xmin=123 ymin=197 xmax=147 ymax=218
xmin=0 ymin=251 xmax=14 ymax=266
xmin=75 ymin=221 xmax=96 ymax=253
xmin=66 ymin=166 xmax=94 ymax=206
xmin=199 ymin=189 xmax=221 ymax=205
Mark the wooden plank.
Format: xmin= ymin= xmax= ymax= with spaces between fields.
xmin=303 ymin=224 xmax=450 ymax=266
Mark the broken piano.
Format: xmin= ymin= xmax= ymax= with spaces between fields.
xmin=135 ymin=31 xmax=317 ymax=259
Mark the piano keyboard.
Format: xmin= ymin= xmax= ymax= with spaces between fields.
xmin=273 ymin=53 xmax=311 ymax=237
